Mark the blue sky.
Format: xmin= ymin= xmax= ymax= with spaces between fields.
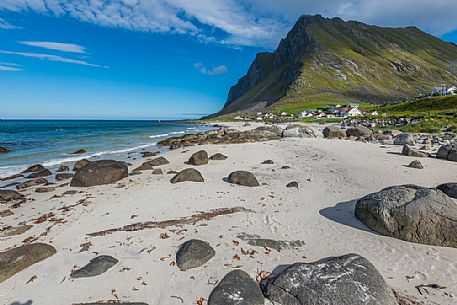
xmin=1 ymin=0 xmax=457 ymax=119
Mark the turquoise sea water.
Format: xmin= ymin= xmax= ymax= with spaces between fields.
xmin=0 ymin=120 xmax=208 ymax=178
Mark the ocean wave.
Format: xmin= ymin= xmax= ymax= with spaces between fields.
xmin=149 ymin=133 xmax=170 ymax=138
xmin=0 ymin=142 xmax=158 ymax=179
xmin=170 ymin=131 xmax=185 ymax=135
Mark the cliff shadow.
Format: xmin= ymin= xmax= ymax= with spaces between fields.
xmin=319 ymin=200 xmax=377 ymax=234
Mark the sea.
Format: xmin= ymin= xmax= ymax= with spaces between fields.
xmin=0 ymin=120 xmax=210 ymax=179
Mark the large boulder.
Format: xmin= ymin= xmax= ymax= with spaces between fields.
xmin=70 ymin=160 xmax=128 ymax=187
xmin=228 ymin=171 xmax=260 ymax=187
xmin=188 ymin=150 xmax=209 ymax=166
xmin=26 ymin=168 xmax=52 ymax=179
xmin=71 ymin=255 xmax=118 ymax=278
xmin=22 ymin=164 xmax=45 ymax=173
xmin=0 ymin=189 xmax=24 ymax=202
xmin=394 ymin=133 xmax=415 ymax=145
xmin=170 ymin=168 xmax=204 ymax=183
xmin=261 ymin=254 xmax=396 ymax=305
xmin=176 ymin=239 xmax=215 ymax=271
xmin=0 ymin=243 xmax=57 ymax=283
xmin=208 ymin=270 xmax=264 ymax=305
xmin=437 ymin=183 xmax=457 ymax=199
xmin=355 ymin=185 xmax=457 ymax=247
xmin=437 ymin=143 xmax=457 ymax=162
xmin=73 ymin=159 xmax=91 ymax=172
xmin=282 ymin=125 xmax=317 ymax=138
xmin=346 ymin=126 xmax=373 ymax=138
xmin=402 ymin=145 xmax=427 ymax=158
xmin=323 ymin=126 xmax=346 ymax=139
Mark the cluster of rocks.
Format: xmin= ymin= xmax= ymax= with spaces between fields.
xmin=355 ymin=183 xmax=457 ymax=248
xmin=157 ymin=124 xmax=318 ymax=150
xmin=342 ymin=116 xmax=424 ymax=130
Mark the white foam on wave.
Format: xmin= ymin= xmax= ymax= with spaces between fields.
xmin=170 ymin=131 xmax=185 ymax=135
xmin=0 ymin=142 xmax=158 ymax=179
xmin=149 ymin=133 xmax=169 ymax=139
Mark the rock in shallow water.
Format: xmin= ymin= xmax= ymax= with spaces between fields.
xmin=228 ymin=171 xmax=260 ymax=187
xmin=261 ymin=254 xmax=397 ymax=305
xmin=355 ymin=185 xmax=457 ymax=247
xmin=170 ymin=168 xmax=204 ymax=183
xmin=70 ymin=160 xmax=128 ymax=187
xmin=176 ymin=239 xmax=215 ymax=271
xmin=0 ymin=243 xmax=56 ymax=283
xmin=71 ymin=255 xmax=118 ymax=278
xmin=208 ymin=270 xmax=264 ymax=305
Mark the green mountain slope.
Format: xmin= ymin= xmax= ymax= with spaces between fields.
xmin=214 ymin=15 xmax=457 ymax=116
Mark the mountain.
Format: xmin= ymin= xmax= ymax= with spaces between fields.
xmin=214 ymin=15 xmax=457 ymax=116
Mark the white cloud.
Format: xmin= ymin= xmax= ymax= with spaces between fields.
xmin=1 ymin=1 xmax=457 ymax=48
xmin=18 ymin=41 xmax=87 ymax=53
xmin=193 ymin=62 xmax=228 ymax=76
xmin=0 ymin=63 xmax=22 ymax=71
xmin=0 ymin=50 xmax=108 ymax=68
xmin=0 ymin=17 xmax=19 ymax=29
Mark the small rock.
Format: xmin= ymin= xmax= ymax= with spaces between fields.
xmin=0 ymin=225 xmax=33 ymax=237
xmin=437 ymin=183 xmax=457 ymax=199
xmin=346 ymin=126 xmax=373 ymax=138
xmin=228 ymin=171 xmax=260 ymax=187
xmin=147 ymin=156 xmax=169 ymax=166
xmin=0 ymin=243 xmax=56 ymax=284
xmin=22 ymin=164 xmax=45 ymax=173
xmin=72 ymin=149 xmax=86 ymax=154
xmin=70 ymin=255 xmax=119 ymax=278
xmin=286 ymin=181 xmax=299 ymax=188
xmin=55 ymin=173 xmax=75 ymax=181
xmin=282 ymin=124 xmax=317 ymax=138
xmin=35 ymin=186 xmax=56 ymax=193
xmin=26 ymin=168 xmax=52 ymax=179
xmin=16 ymin=178 xmax=48 ymax=190
xmin=208 ymin=270 xmax=264 ymax=305
xmin=402 ymin=145 xmax=427 ymax=158
xmin=176 ymin=239 xmax=215 ymax=271
xmin=0 ymin=189 xmax=24 ymax=202
xmin=170 ymin=168 xmax=204 ymax=183
xmin=57 ymin=165 xmax=70 ymax=172
xmin=323 ymin=126 xmax=346 ymax=139
xmin=407 ymin=160 xmax=424 ymax=169
xmin=0 ymin=146 xmax=10 ymax=153
xmin=281 ymin=166 xmax=291 ymax=169
xmin=141 ymin=151 xmax=159 ymax=158
xmin=210 ymin=153 xmax=227 ymax=161
xmin=261 ymin=160 xmax=274 ymax=164
xmin=152 ymin=168 xmax=163 ymax=175
xmin=188 ymin=150 xmax=209 ymax=166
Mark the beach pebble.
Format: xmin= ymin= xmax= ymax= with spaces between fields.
xmin=262 ymin=254 xmax=397 ymax=305
xmin=208 ymin=270 xmax=264 ymax=305
xmin=176 ymin=239 xmax=215 ymax=271
xmin=71 ymin=255 xmax=118 ymax=278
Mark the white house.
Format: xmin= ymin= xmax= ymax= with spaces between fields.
xmin=447 ymin=86 xmax=457 ymax=95
xmin=340 ymin=106 xmax=362 ymax=118
xmin=298 ymin=110 xmax=314 ymax=118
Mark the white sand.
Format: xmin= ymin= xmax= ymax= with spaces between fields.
xmin=1 ymin=123 xmax=457 ymax=305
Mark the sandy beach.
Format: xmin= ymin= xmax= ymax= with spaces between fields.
xmin=1 ymin=122 xmax=457 ymax=305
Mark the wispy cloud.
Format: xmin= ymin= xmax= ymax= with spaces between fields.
xmin=0 ymin=50 xmax=108 ymax=68
xmin=0 ymin=17 xmax=19 ymax=29
xmin=18 ymin=41 xmax=87 ymax=53
xmin=0 ymin=62 xmax=22 ymax=71
xmin=193 ymin=62 xmax=228 ymax=76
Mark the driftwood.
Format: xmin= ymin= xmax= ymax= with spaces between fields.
xmin=87 ymin=207 xmax=250 ymax=237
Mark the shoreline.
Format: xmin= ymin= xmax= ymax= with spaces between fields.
xmin=1 ymin=122 xmax=457 ymax=304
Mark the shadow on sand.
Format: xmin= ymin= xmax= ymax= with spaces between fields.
xmin=319 ymin=199 xmax=377 ymax=235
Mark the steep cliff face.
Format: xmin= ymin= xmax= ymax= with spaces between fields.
xmin=214 ymin=15 xmax=457 ymax=116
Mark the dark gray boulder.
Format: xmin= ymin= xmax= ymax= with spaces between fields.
xmin=355 ymin=185 xmax=457 ymax=247
xmin=22 ymin=164 xmax=45 ymax=173
xmin=346 ymin=126 xmax=373 ymax=138
xmin=261 ymin=254 xmax=396 ymax=305
xmin=70 ymin=160 xmax=128 ymax=187
xmin=176 ymin=239 xmax=215 ymax=271
xmin=147 ymin=156 xmax=169 ymax=166
xmin=170 ymin=168 xmax=204 ymax=183
xmin=70 ymin=255 xmax=118 ymax=278
xmin=407 ymin=160 xmax=424 ymax=169
xmin=208 ymin=270 xmax=264 ymax=305
xmin=0 ymin=243 xmax=57 ymax=283
xmin=55 ymin=173 xmax=75 ymax=181
xmin=323 ymin=126 xmax=346 ymax=139
xmin=228 ymin=171 xmax=260 ymax=187
xmin=73 ymin=159 xmax=91 ymax=172
xmin=394 ymin=133 xmax=415 ymax=145
xmin=402 ymin=145 xmax=427 ymax=158
xmin=437 ymin=143 xmax=457 ymax=162
xmin=188 ymin=150 xmax=209 ymax=166
xmin=437 ymin=183 xmax=457 ymax=199
xmin=26 ymin=168 xmax=52 ymax=178
xmin=0 ymin=189 xmax=24 ymax=202
xmin=210 ymin=153 xmax=227 ymax=161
